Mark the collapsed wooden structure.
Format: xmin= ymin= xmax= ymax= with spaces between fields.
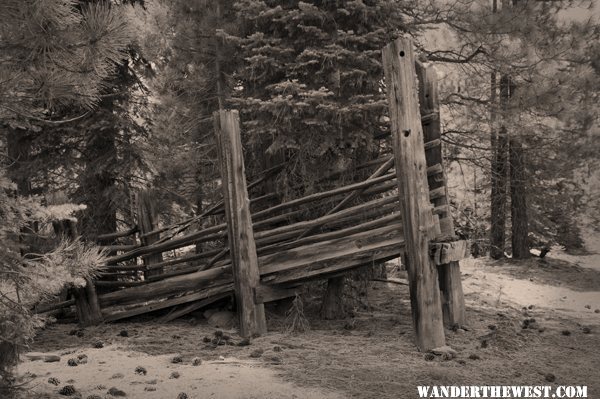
xmin=39 ymin=38 xmax=467 ymax=351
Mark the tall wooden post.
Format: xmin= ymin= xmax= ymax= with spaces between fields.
xmin=137 ymin=190 xmax=163 ymax=279
xmin=214 ymin=110 xmax=267 ymax=338
xmin=382 ymin=37 xmax=446 ymax=351
xmin=416 ymin=64 xmax=466 ymax=328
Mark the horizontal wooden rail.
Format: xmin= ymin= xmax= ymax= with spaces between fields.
xmin=254 ymin=195 xmax=398 ymax=242
xmin=252 ymin=172 xmax=396 ymax=221
xmin=98 ymin=222 xmax=405 ymax=309
xmin=102 ymin=284 xmax=233 ymax=322
xmin=99 ymin=244 xmax=140 ymax=253
xmin=257 ymin=212 xmax=401 ymax=256
xmin=97 ymin=226 xmax=138 ymax=242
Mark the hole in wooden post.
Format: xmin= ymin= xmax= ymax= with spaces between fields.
xmin=399 ymin=50 xmax=405 ymax=57
xmin=403 ymin=129 xmax=411 ymax=137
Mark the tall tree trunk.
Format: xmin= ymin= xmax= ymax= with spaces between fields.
xmin=509 ymin=134 xmax=529 ymax=259
xmin=490 ymin=73 xmax=510 ymax=259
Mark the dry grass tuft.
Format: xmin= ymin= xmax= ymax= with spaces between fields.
xmin=284 ymin=294 xmax=310 ymax=334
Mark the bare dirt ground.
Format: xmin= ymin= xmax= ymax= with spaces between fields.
xmin=17 ymin=252 xmax=600 ymax=399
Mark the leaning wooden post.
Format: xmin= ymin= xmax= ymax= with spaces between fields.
xmin=137 ymin=190 xmax=163 ymax=279
xmin=416 ymin=64 xmax=466 ymax=328
xmin=382 ymin=37 xmax=446 ymax=351
xmin=214 ymin=110 xmax=267 ymax=338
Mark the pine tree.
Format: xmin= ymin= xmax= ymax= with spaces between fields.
xmin=0 ymin=0 xmax=130 ymax=122
xmin=0 ymin=1 xmax=133 ymax=390
xmin=421 ymin=0 xmax=599 ymax=256
xmin=230 ymin=0 xmax=408 ymax=318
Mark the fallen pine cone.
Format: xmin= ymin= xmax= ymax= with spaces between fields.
xmin=107 ymin=387 xmax=127 ymax=397
xmin=58 ymin=385 xmax=77 ymax=396
xmin=249 ymin=349 xmax=264 ymax=358
xmin=171 ymin=355 xmax=183 ymax=364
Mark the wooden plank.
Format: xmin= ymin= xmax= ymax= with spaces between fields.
xmin=159 ymin=292 xmax=231 ymax=323
xmin=383 ymin=37 xmax=446 ymax=351
xmin=255 ymin=195 xmax=398 ymax=242
xmin=98 ymin=265 xmax=233 ymax=307
xmin=97 ymin=226 xmax=139 ymax=242
xmin=259 ymin=223 xmax=404 ymax=276
xmin=34 ymin=298 xmax=75 ymax=314
xmin=438 ymin=264 xmax=466 ymax=328
xmin=99 ymin=244 xmax=140 ymax=252
xmin=254 ymin=285 xmax=299 ymax=304
xmin=266 ymin=244 xmax=403 ymax=285
xmin=257 ymin=212 xmax=401 ymax=256
xmin=416 ymin=63 xmax=466 ymax=327
xmin=105 ymin=223 xmax=227 ymax=265
xmin=251 ymin=172 xmax=396 ymax=221
xmin=102 ymin=284 xmax=233 ymax=322
xmin=214 ymin=110 xmax=267 ymax=338
xmin=430 ymin=241 xmax=469 ymax=265
xmin=297 ymin=157 xmax=395 ymax=239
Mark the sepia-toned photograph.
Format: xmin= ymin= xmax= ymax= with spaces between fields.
xmin=1 ymin=1 xmax=598 ymax=398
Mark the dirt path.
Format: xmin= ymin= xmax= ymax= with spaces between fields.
xmin=20 ymin=254 xmax=600 ymax=399
xmin=461 ymin=257 xmax=600 ymax=323
xmin=20 ymin=346 xmax=342 ymax=398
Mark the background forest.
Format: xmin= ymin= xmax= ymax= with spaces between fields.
xmin=1 ymin=0 xmax=599 ymax=393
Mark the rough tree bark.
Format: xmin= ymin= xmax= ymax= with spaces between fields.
xmin=490 ymin=74 xmax=510 ymax=259
xmin=509 ymin=133 xmax=529 ymax=259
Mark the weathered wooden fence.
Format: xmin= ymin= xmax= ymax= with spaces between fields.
xmin=38 ymin=38 xmax=467 ymax=351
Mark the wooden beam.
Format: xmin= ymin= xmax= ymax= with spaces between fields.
xmin=102 ymin=284 xmax=233 ymax=322
xmin=97 ymin=226 xmax=139 ymax=242
xmin=266 ymin=243 xmax=403 ymax=285
xmin=416 ymin=63 xmax=466 ymax=328
xmin=251 ymin=172 xmax=396 ymax=221
xmin=260 ymin=224 xmax=404 ymax=276
xmin=296 ymin=157 xmax=395 ymax=239
xmin=254 ymin=285 xmax=299 ymax=304
xmin=158 ymin=292 xmax=231 ymax=323
xmin=214 ymin=110 xmax=267 ymax=338
xmin=383 ymin=37 xmax=446 ymax=351
xmin=98 ymin=265 xmax=232 ymax=307
xmin=430 ymin=241 xmax=469 ymax=265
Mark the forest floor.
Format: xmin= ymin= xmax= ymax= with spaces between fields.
xmin=17 ymin=249 xmax=600 ymax=399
